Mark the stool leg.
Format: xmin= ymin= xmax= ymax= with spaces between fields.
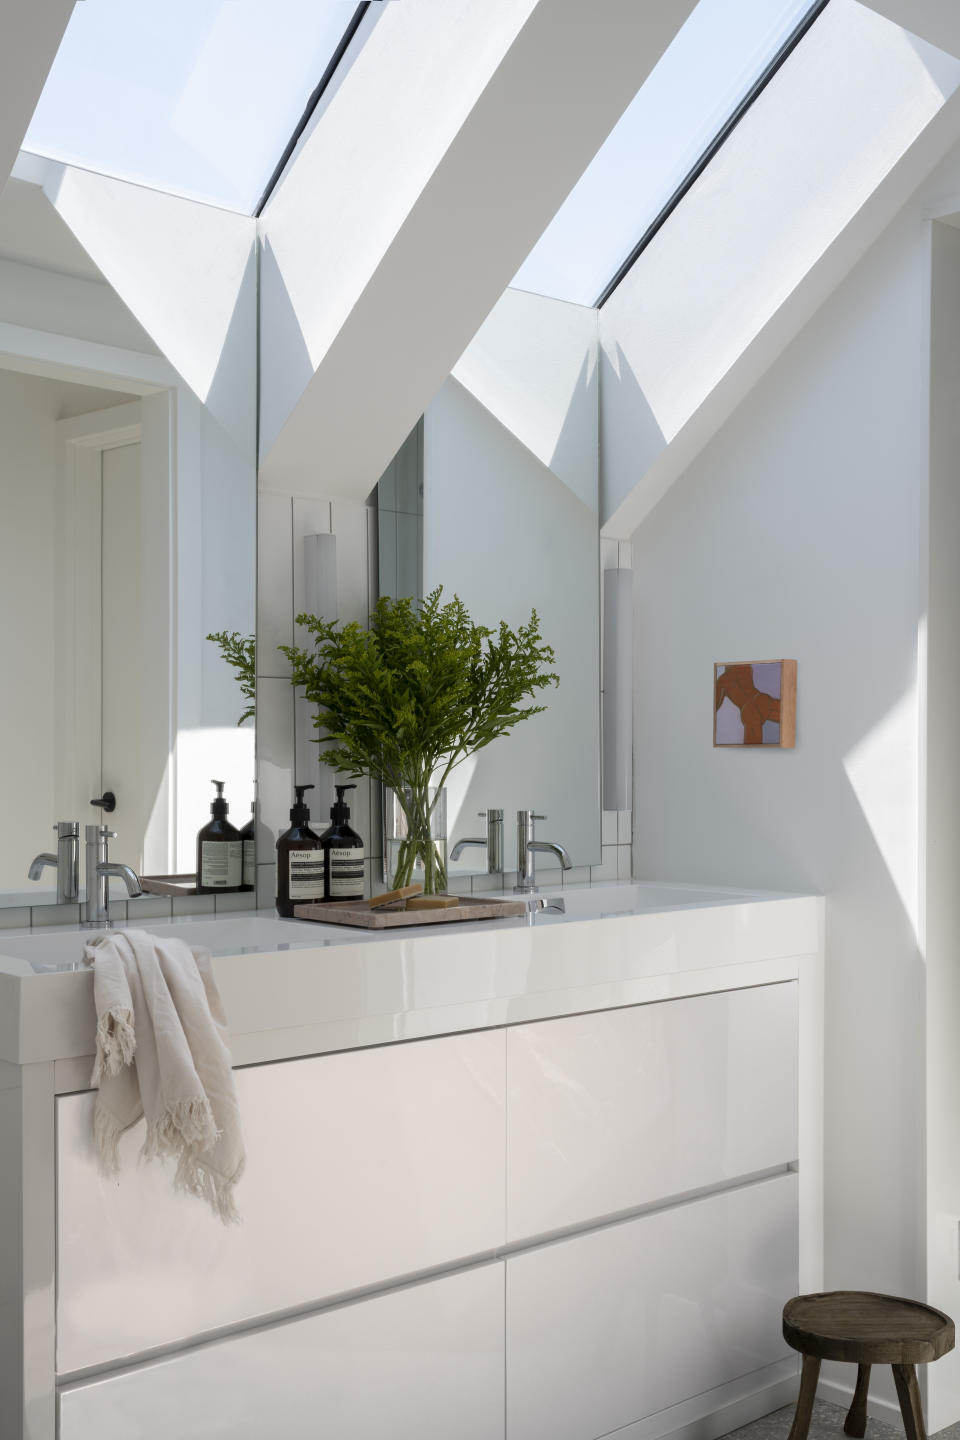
xmin=892 ymin=1365 xmax=926 ymax=1440
xmin=788 ymin=1355 xmax=821 ymax=1440
xmin=844 ymin=1364 xmax=871 ymax=1437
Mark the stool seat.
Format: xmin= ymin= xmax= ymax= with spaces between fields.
xmin=783 ymin=1291 xmax=954 ymax=1366
xmin=781 ymin=1292 xmax=955 ymax=1440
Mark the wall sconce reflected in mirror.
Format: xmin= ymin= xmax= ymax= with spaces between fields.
xmin=303 ymin=533 xmax=338 ymax=622
xmin=602 ymin=567 xmax=632 ymax=812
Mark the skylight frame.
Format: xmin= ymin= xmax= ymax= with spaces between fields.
xmin=595 ymin=0 xmax=833 ymax=308
xmin=22 ymin=1 xmax=374 ymax=217
xmin=254 ymin=2 xmax=371 ymax=217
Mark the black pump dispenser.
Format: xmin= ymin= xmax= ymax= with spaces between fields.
xmin=320 ymin=783 xmax=364 ymax=902
xmin=276 ymin=782 xmax=324 ymax=916
xmin=331 ymin=784 xmax=355 ymax=823
xmin=196 ymin=779 xmax=243 ymax=893
xmin=290 ymin=784 xmax=314 ymax=825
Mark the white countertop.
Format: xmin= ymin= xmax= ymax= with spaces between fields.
xmin=0 ymin=881 xmax=823 ymax=1074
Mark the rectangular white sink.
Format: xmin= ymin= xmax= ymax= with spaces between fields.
xmin=0 ymin=882 xmax=790 ymax=974
xmin=495 ymin=879 xmax=774 ymax=921
xmin=0 ymin=912 xmax=365 ymax=974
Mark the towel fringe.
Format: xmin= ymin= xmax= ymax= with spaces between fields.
xmin=92 ymin=1100 xmax=125 ymax=1179
xmin=91 ymin=1006 xmax=136 ymax=1084
xmin=142 ymin=1096 xmax=219 ymax=1164
xmin=173 ymin=1149 xmax=245 ymax=1226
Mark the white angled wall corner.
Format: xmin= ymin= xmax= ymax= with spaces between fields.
xmin=303 ymin=533 xmax=338 ymax=622
xmin=602 ymin=567 xmax=632 ymax=812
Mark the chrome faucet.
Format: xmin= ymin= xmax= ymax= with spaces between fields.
xmin=514 ymin=810 xmax=573 ymax=893
xmin=83 ymin=824 xmax=143 ymax=928
xmin=29 ymin=821 xmax=81 ymax=903
xmin=450 ymin=809 xmax=504 ymax=873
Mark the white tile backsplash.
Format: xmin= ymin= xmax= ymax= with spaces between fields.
xmin=31 ymin=902 xmax=82 ymax=927
xmin=256 ymin=862 xmax=276 ymax=909
xmin=590 ymin=846 xmax=620 ymax=884
xmin=126 ymin=895 xmax=175 ymax=922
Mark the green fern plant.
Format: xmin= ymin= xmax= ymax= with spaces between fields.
xmin=280 ymin=588 xmax=557 ymax=891
xmin=206 ymin=631 xmax=256 ymax=726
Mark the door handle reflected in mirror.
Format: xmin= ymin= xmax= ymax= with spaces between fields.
xmin=90 ymin=791 xmax=117 ymax=814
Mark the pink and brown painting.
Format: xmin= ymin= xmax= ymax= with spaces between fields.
xmin=714 ymin=660 xmax=796 ymax=748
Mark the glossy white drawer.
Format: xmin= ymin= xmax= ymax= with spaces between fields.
xmin=507 ymin=1171 xmax=798 ymax=1440
xmin=57 ymin=1029 xmax=506 ymax=1373
xmin=507 ymin=982 xmax=797 ymax=1239
xmin=60 ymin=1261 xmax=505 ymax=1440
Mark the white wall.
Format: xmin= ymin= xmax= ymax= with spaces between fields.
xmin=623 ymin=187 xmax=932 ymax=1420
xmin=0 ymin=371 xmax=131 ymax=891
xmin=924 ymin=218 xmax=960 ymax=1430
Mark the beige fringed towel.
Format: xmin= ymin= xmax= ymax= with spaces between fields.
xmin=84 ymin=928 xmax=245 ymax=1224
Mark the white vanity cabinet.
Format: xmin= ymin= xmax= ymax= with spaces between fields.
xmin=56 ymin=1029 xmax=507 ymax=1373
xmin=507 ymin=982 xmax=799 ymax=1239
xmin=0 ymin=892 xmax=821 ymax=1440
xmin=59 ymin=1261 xmax=506 ymax=1440
xmin=507 ymin=1172 xmax=799 ymax=1440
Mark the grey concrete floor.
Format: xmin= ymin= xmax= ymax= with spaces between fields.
xmin=722 ymin=1398 xmax=960 ymax=1440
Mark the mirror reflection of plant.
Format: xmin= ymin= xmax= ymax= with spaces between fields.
xmin=206 ymin=631 xmax=256 ymax=726
xmin=280 ymin=588 xmax=558 ymax=891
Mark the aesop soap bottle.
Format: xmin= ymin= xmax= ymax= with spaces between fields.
xmin=320 ymin=784 xmax=365 ymax=902
xmin=276 ymin=784 xmax=325 ymax=916
xmin=196 ymin=780 xmax=243 ymax=893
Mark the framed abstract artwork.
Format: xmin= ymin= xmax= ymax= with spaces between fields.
xmin=714 ymin=659 xmax=796 ymax=748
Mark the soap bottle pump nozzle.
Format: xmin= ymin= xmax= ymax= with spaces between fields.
xmin=210 ymin=779 xmax=228 ymax=818
xmin=331 ymin=783 xmax=356 ymax=822
xmin=291 ymin=783 xmax=315 ymax=824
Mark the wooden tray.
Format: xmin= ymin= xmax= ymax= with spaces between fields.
xmin=141 ymin=874 xmax=201 ymax=897
xmin=293 ymin=895 xmax=527 ymax=929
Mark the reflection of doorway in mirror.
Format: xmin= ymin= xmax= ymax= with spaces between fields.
xmin=0 ymin=375 xmax=137 ymax=897
xmin=55 ymin=403 xmax=173 ymax=878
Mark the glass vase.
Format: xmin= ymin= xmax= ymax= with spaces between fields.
xmin=383 ymin=785 xmax=448 ymax=894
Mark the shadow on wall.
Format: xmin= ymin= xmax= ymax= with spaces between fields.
xmin=598 ymin=341 xmax=666 ymax=527
xmin=258 ymin=235 xmax=315 ymax=465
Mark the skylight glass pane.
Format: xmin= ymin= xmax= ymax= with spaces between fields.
xmin=23 ymin=0 xmax=363 ymax=214
xmin=512 ymin=0 xmax=817 ymax=308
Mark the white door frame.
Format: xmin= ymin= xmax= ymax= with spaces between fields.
xmin=54 ymin=392 xmax=177 ymax=869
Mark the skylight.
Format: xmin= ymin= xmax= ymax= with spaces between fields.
xmin=23 ymin=0 xmax=367 ymax=214
xmin=511 ymin=0 xmax=824 ymax=309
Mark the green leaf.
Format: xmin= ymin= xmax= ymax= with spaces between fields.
xmin=206 ymin=630 xmax=256 ymax=726
xmin=279 ymin=587 xmax=558 ymax=787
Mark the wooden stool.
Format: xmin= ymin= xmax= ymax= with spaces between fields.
xmin=782 ymin=1292 xmax=954 ymax=1440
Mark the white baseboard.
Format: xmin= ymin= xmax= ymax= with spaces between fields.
xmin=597 ymin=1359 xmax=800 ymax=1440
xmin=818 ymin=1376 xmax=905 ymax=1431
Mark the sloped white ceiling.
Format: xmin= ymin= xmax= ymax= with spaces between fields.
xmin=35 ymin=161 xmax=257 ymax=453
xmin=0 ymin=0 xmax=73 ymax=194
xmin=599 ymin=0 xmax=960 ymax=535
xmin=857 ymin=0 xmax=960 ymax=59
xmin=257 ymin=0 xmax=697 ymax=501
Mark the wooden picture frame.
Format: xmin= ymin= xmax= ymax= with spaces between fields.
xmin=714 ymin=659 xmax=796 ymax=748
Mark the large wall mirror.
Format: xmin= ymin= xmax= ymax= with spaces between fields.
xmin=0 ymin=180 xmax=256 ymax=910
xmin=374 ymin=288 xmax=602 ymax=876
